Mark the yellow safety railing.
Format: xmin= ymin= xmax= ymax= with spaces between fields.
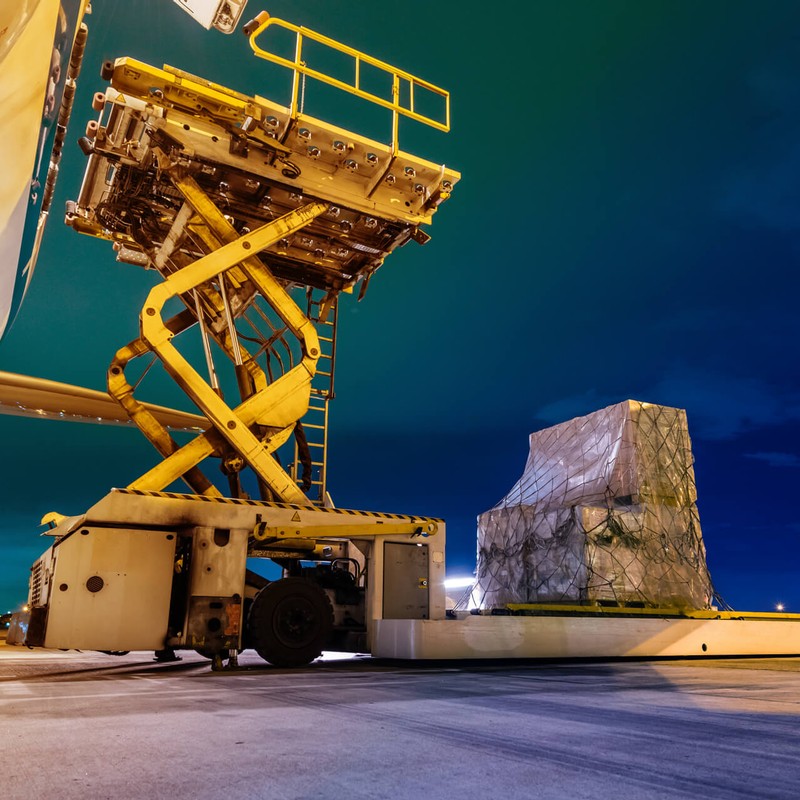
xmin=247 ymin=13 xmax=450 ymax=152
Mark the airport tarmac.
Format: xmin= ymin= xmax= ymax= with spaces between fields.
xmin=1 ymin=639 xmax=798 ymax=799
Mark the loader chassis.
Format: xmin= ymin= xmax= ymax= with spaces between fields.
xmin=13 ymin=490 xmax=445 ymax=665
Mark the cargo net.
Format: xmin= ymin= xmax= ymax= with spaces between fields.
xmin=471 ymin=401 xmax=715 ymax=610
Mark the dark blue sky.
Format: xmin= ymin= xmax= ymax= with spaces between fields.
xmin=2 ymin=1 xmax=799 ymax=611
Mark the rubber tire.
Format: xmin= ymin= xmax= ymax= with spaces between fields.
xmin=248 ymin=578 xmax=333 ymax=668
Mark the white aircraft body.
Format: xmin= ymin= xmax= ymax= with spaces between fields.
xmin=0 ymin=0 xmax=247 ymax=342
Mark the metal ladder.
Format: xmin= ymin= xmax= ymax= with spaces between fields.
xmin=293 ymin=289 xmax=338 ymax=505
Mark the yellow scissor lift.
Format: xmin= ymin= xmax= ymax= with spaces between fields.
xmin=9 ymin=14 xmax=458 ymax=667
xmin=69 ymin=13 xmax=458 ymax=508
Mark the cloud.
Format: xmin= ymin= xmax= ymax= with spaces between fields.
xmin=534 ymin=369 xmax=800 ymax=441
xmin=745 ymin=451 xmax=800 ymax=468
xmin=534 ymin=389 xmax=623 ymax=426
xmin=648 ymin=370 xmax=800 ymax=440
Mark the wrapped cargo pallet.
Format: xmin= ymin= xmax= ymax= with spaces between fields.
xmin=475 ymin=401 xmax=714 ymax=610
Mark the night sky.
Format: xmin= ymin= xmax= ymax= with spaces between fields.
xmin=2 ymin=0 xmax=799 ymax=613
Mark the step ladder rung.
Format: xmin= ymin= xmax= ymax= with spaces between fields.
xmin=301 ymin=294 xmax=336 ymax=504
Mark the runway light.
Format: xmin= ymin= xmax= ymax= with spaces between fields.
xmin=444 ymin=577 xmax=474 ymax=589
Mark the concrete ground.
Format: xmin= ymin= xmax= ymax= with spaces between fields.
xmin=1 ymin=638 xmax=798 ymax=799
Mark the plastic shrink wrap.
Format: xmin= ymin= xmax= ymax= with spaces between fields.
xmin=475 ymin=401 xmax=713 ymax=609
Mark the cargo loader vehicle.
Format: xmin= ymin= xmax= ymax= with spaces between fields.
xmin=5 ymin=6 xmax=800 ymax=666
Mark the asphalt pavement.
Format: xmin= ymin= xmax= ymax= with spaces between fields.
xmin=1 ymin=639 xmax=798 ymax=799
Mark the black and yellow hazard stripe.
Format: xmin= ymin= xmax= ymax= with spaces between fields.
xmin=114 ymin=488 xmax=443 ymax=523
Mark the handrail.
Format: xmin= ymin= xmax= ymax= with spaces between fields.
xmin=247 ymin=13 xmax=450 ymax=151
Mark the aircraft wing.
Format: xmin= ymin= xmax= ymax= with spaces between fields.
xmin=0 ymin=371 xmax=206 ymax=431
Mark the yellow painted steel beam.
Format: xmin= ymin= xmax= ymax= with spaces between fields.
xmin=109 ymin=329 xmax=222 ymax=498
xmin=173 ymin=175 xmax=322 ymax=363
xmin=140 ymin=208 xmax=323 ymax=306
xmin=128 ymin=364 xmax=314 ymax=494
xmin=253 ymin=521 xmax=438 ymax=541
xmin=249 ymin=543 xmax=335 ymax=559
xmin=107 ymin=255 xmax=266 ymax=495
xmin=136 ymin=202 xmax=327 ymax=503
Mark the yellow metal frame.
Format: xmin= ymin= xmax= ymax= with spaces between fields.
xmin=248 ymin=14 xmax=450 ymax=152
xmin=506 ymin=603 xmax=800 ymax=621
xmin=75 ymin=41 xmax=457 ymax=508
xmin=254 ymin=521 xmax=438 ymax=541
xmin=103 ymin=167 xmax=330 ymax=504
xmin=133 ymin=200 xmax=327 ymax=503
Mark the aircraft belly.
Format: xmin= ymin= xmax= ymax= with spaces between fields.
xmin=0 ymin=190 xmax=28 ymax=336
xmin=0 ymin=0 xmax=84 ymax=341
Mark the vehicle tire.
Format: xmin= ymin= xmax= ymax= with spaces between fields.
xmin=248 ymin=578 xmax=333 ymax=667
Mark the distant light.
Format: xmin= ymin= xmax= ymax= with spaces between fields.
xmin=776 ymin=603 xmax=785 ymax=612
xmin=444 ymin=577 xmax=474 ymax=589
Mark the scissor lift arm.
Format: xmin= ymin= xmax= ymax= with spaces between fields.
xmin=67 ymin=54 xmax=459 ymax=505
